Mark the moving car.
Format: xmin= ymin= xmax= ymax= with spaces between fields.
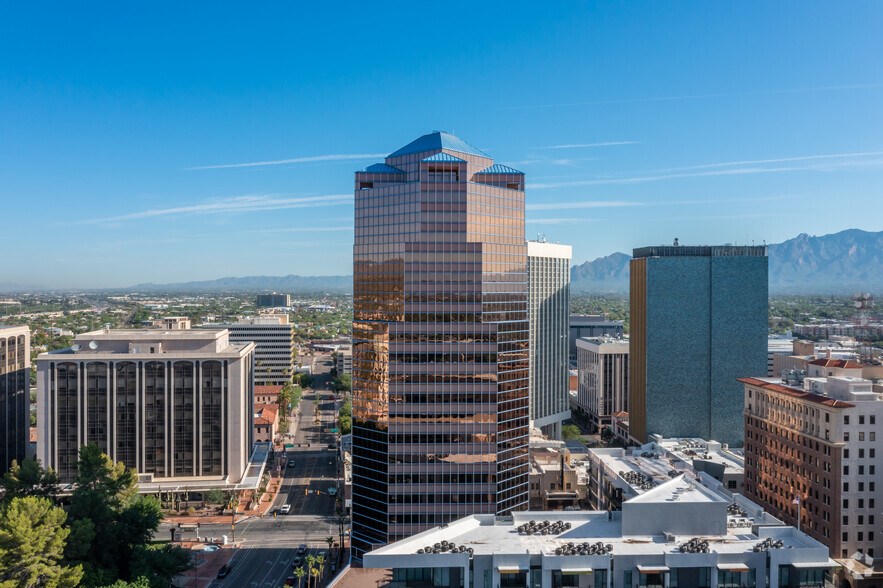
xmin=280 ymin=504 xmax=291 ymax=514
xmin=217 ymin=564 xmax=233 ymax=579
xmin=327 ymin=487 xmax=337 ymax=496
xmin=287 ymin=459 xmax=296 ymax=467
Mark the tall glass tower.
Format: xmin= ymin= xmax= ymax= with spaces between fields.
xmin=351 ymin=132 xmax=530 ymax=556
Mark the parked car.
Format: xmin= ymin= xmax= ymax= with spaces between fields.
xmin=288 ymin=459 xmax=296 ymax=467
xmin=297 ymin=544 xmax=307 ymax=555
xmin=292 ymin=556 xmax=303 ymax=567
xmin=285 ymin=576 xmax=295 ymax=586
xmin=280 ymin=504 xmax=291 ymax=514
xmin=217 ymin=564 xmax=233 ymax=579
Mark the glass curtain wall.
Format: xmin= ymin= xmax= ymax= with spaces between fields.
xmin=352 ymin=135 xmax=529 ymax=556
xmin=115 ymin=361 xmax=138 ymax=470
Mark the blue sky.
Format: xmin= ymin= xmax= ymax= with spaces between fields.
xmin=2 ymin=2 xmax=882 ymax=288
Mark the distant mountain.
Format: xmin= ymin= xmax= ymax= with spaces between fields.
xmin=130 ymin=274 xmax=352 ymax=293
xmin=767 ymin=229 xmax=883 ymax=293
xmin=570 ymin=229 xmax=883 ymax=294
xmin=570 ymin=252 xmax=631 ymax=293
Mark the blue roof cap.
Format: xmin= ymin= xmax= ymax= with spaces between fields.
xmin=475 ymin=163 xmax=523 ymax=175
xmin=388 ymin=131 xmax=490 ymax=159
xmin=361 ymin=163 xmax=405 ymax=173
xmin=422 ymin=152 xmax=466 ymax=163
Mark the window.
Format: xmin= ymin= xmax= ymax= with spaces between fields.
xmin=843 ymin=532 xmax=849 ymax=541
xmin=859 ymin=516 xmax=864 ymax=524
xmin=858 ymin=532 xmax=864 ymax=541
xmin=871 ymin=449 xmax=876 ymax=458
xmin=844 ymin=499 xmax=849 ymax=508
xmin=844 ymin=483 xmax=849 ymax=492
xmin=844 ymin=466 xmax=850 ymax=475
xmin=858 ymin=448 xmax=864 ymax=458
xmin=859 ymin=415 xmax=865 ymax=425
xmin=845 ymin=449 xmax=850 ymax=458
xmin=728 ymin=480 xmax=737 ymax=489
xmin=859 ymin=432 xmax=865 ymax=441
xmin=843 ymin=516 xmax=849 ymax=525
xmin=844 ymin=432 xmax=850 ymax=441
xmin=859 ymin=466 xmax=865 ymax=475
xmin=844 ymin=415 xmax=850 ymax=424
xmin=871 ymin=416 xmax=876 ymax=425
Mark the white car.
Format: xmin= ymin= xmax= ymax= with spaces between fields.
xmin=280 ymin=504 xmax=292 ymax=514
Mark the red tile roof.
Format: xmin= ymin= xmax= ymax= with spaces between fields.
xmin=737 ymin=377 xmax=855 ymax=408
xmin=254 ymin=385 xmax=283 ymax=396
xmin=808 ymin=358 xmax=863 ymax=369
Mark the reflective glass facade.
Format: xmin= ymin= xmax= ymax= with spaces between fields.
xmin=352 ymin=132 xmax=530 ymax=556
xmin=0 ymin=328 xmax=30 ymax=475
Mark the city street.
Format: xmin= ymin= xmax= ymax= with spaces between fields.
xmin=163 ymin=367 xmax=346 ymax=588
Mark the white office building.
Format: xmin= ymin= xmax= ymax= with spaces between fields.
xmin=576 ymin=336 xmax=629 ymax=434
xmin=528 ymin=240 xmax=572 ymax=439
xmin=201 ymin=315 xmax=294 ymax=385
xmin=363 ymin=475 xmax=834 ymax=588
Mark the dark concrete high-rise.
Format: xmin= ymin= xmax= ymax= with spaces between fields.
xmin=1 ymin=325 xmax=30 ymax=474
xmin=351 ymin=132 xmax=530 ymax=556
xmin=629 ymin=244 xmax=768 ymax=447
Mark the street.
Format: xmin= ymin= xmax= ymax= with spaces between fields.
xmin=165 ymin=355 xmax=347 ymax=587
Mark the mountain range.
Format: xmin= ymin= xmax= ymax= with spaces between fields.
xmin=570 ymin=229 xmax=883 ymax=294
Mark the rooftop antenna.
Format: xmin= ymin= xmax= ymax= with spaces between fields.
xmin=673 ymin=238 xmax=679 ymax=246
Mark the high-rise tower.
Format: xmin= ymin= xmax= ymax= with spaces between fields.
xmin=1 ymin=325 xmax=30 ymax=474
xmin=629 ymin=244 xmax=768 ymax=446
xmin=527 ymin=240 xmax=571 ymax=439
xmin=351 ymin=132 xmax=530 ymax=556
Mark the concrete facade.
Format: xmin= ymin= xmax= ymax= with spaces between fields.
xmin=576 ymin=336 xmax=629 ymax=434
xmin=569 ymin=315 xmax=624 ymax=362
xmin=528 ymin=240 xmax=572 ymax=439
xmin=36 ymin=329 xmax=255 ymax=488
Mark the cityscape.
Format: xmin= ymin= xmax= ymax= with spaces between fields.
xmin=2 ymin=4 xmax=883 ymax=588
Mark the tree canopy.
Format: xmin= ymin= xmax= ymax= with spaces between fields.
xmin=0 ymin=457 xmax=59 ymax=507
xmin=0 ymin=496 xmax=83 ymax=588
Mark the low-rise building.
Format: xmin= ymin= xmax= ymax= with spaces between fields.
xmin=255 ymin=384 xmax=282 ymax=404
xmin=529 ymin=443 xmax=585 ymax=510
xmin=587 ymin=438 xmax=745 ymax=511
xmin=160 ymin=316 xmax=191 ymax=330
xmin=253 ymin=403 xmax=279 ymax=443
xmin=363 ymin=475 xmax=833 ymax=588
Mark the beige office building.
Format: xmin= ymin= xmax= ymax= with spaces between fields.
xmin=36 ymin=329 xmax=255 ymax=488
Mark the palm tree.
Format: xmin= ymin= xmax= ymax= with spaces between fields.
xmin=316 ymin=555 xmax=325 ymax=579
xmin=325 ymin=536 xmax=334 ymax=556
xmin=305 ymin=555 xmax=316 ymax=588
xmin=293 ymin=566 xmax=306 ymax=588
xmin=309 ymin=567 xmax=319 ymax=588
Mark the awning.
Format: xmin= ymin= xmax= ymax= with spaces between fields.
xmin=498 ymin=566 xmax=525 ymax=574
xmin=717 ymin=563 xmax=750 ymax=572
xmin=790 ymin=562 xmax=834 ymax=569
xmin=637 ymin=565 xmax=670 ymax=573
xmin=561 ymin=569 xmax=594 ymax=575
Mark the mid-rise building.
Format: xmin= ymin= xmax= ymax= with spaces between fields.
xmin=629 ymin=244 xmax=768 ymax=446
xmin=1 ymin=325 xmax=30 ymax=474
xmin=569 ymin=314 xmax=624 ymax=362
xmin=576 ymin=336 xmax=629 ymax=433
xmin=36 ymin=329 xmax=256 ymax=490
xmin=351 ymin=132 xmax=530 ymax=556
xmin=256 ymin=293 xmax=290 ymax=308
xmin=335 ymin=345 xmax=352 ymax=376
xmin=742 ymin=375 xmax=883 ymax=560
xmin=201 ymin=316 xmax=294 ymax=385
xmin=363 ymin=475 xmax=833 ymax=588
xmin=160 ymin=316 xmax=191 ymax=330
xmin=528 ymin=240 xmax=572 ymax=439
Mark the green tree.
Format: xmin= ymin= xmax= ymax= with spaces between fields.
xmin=0 ymin=496 xmax=83 ymax=588
xmin=204 ymin=489 xmax=226 ymax=504
xmin=65 ymin=443 xmax=191 ymax=587
xmin=562 ymin=424 xmax=581 ymax=440
xmin=98 ymin=578 xmax=151 ymax=588
xmin=293 ymin=566 xmax=306 ymax=588
xmin=300 ymin=373 xmax=313 ymax=389
xmin=1 ymin=457 xmax=59 ymax=506
xmin=304 ymin=555 xmax=316 ymax=588
xmin=338 ymin=415 xmax=351 ymax=435
xmin=333 ymin=373 xmax=351 ymax=393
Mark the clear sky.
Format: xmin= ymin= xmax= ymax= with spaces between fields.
xmin=2 ymin=2 xmax=882 ymax=288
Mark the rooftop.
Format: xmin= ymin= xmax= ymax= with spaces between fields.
xmin=387 ymin=131 xmax=490 ymax=159
xmin=738 ymin=377 xmax=856 ymax=408
xmin=633 ymin=245 xmax=768 ymax=259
